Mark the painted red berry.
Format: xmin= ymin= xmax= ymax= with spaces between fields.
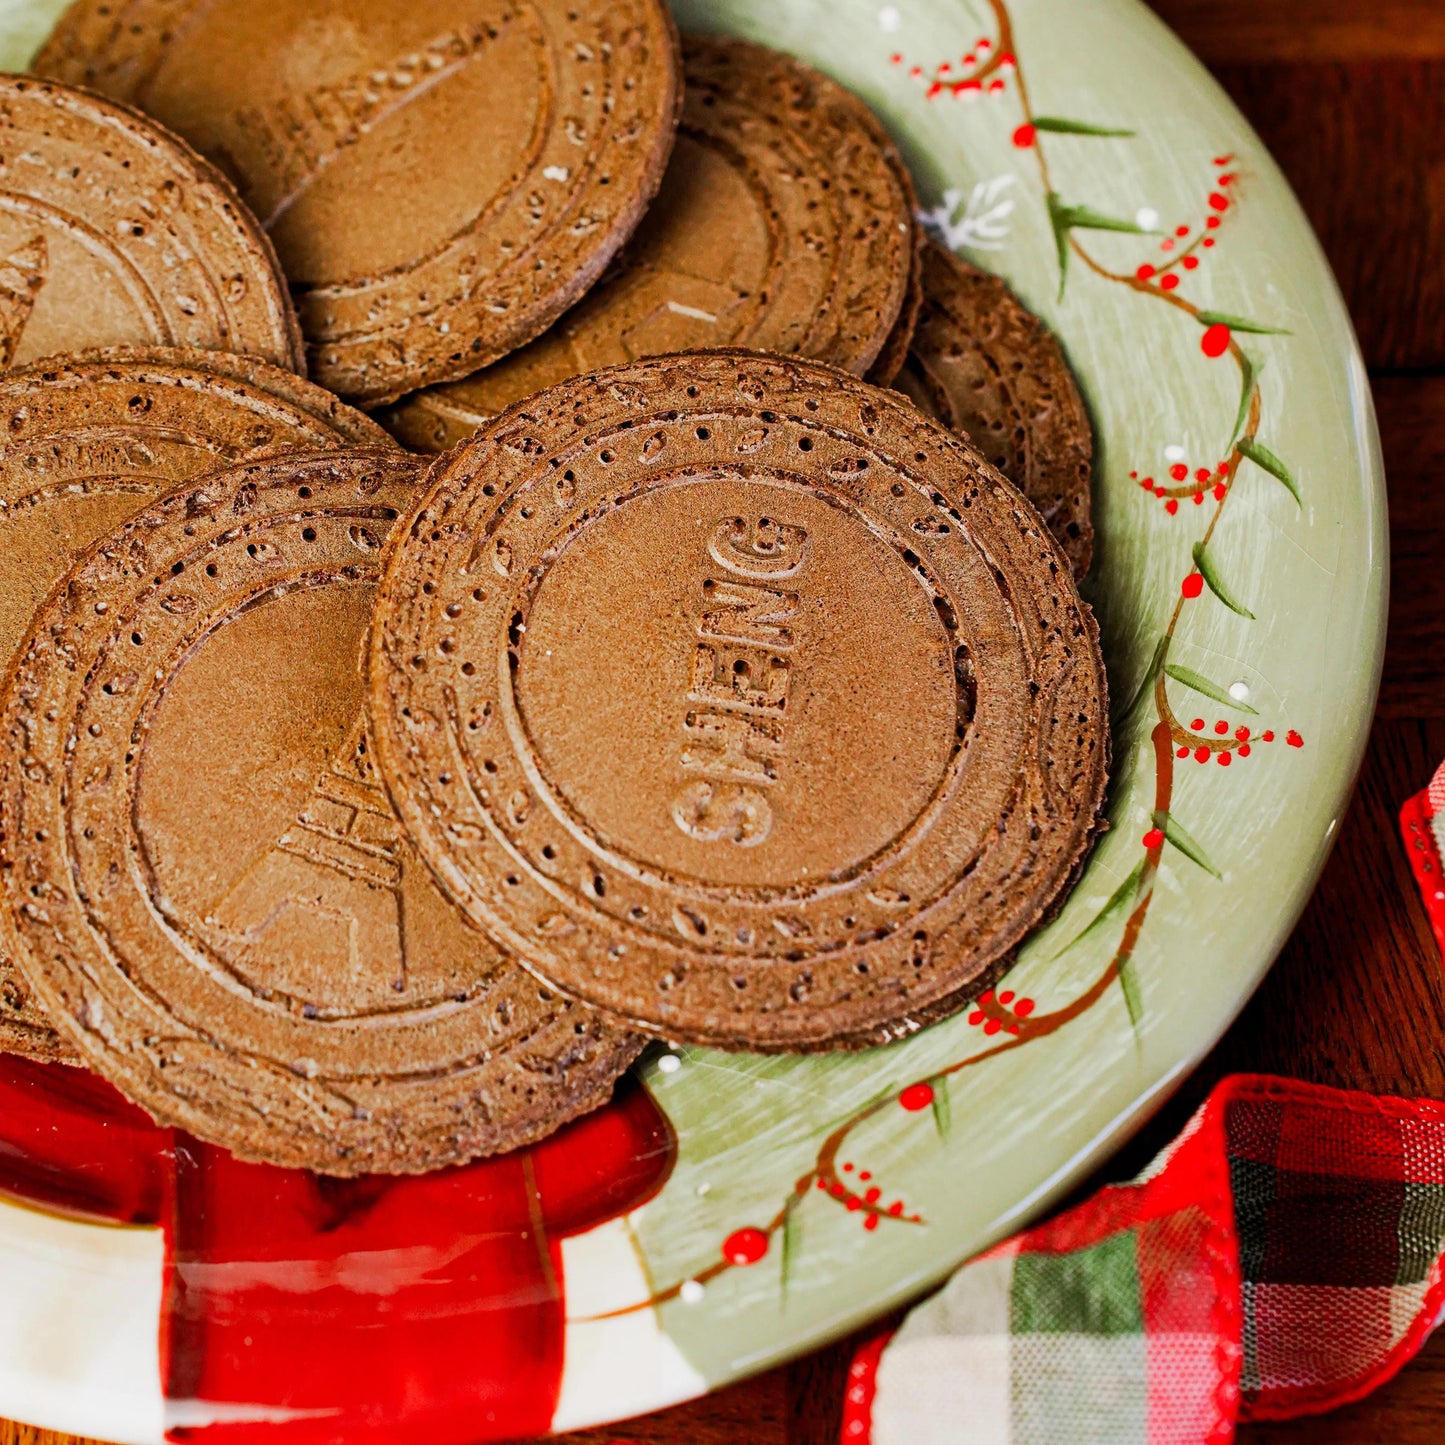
xmin=864 ymin=1186 xmax=882 ymax=1205
xmin=1208 ymin=192 xmax=1229 ymax=211
xmin=999 ymin=990 xmax=1015 ymax=1004
xmin=1142 ymin=828 xmax=1165 ymax=849
xmin=1182 ymin=572 xmax=1204 ymax=599
xmin=1194 ymin=746 xmax=1210 ymax=764
xmin=1206 ymin=215 xmax=1221 ymax=229
xmin=1195 ymin=467 xmax=1212 ymax=483
xmin=1203 ymin=237 xmax=1216 ymax=248
xmin=1287 ymin=730 xmax=1304 ymax=748
xmin=1170 ymin=462 xmax=1189 ymax=481
xmin=1160 ymin=274 xmax=1180 ymax=291
xmin=967 ymin=1009 xmax=985 ymax=1025
xmin=1140 ymin=477 xmax=1155 ymax=491
xmin=1160 ymin=237 xmax=1175 ymax=251
xmin=891 ymin=52 xmax=903 ymax=64
xmin=724 ymin=1227 xmax=769 ymax=1265
xmin=998 ymin=51 xmax=1016 ymax=67
xmin=900 ymin=1082 xmax=934 ymax=1111
xmin=1014 ymin=998 xmax=1035 ymax=1017
xmin=1202 ymin=323 xmax=1231 ymax=358
xmin=1136 ymin=263 xmax=1156 ymax=281
xmin=1218 ymin=752 xmax=1232 ymax=767
xmin=1191 ymin=718 xmax=1206 ymax=731
xmin=864 ymin=1215 xmax=879 ymax=1232
xmin=1214 ymin=720 xmax=1229 ymax=735
xmin=1236 ymin=726 xmax=1251 ymax=741
xmin=978 ymin=37 xmax=993 ymax=50
xmin=1214 ymin=482 xmax=1228 ymax=501
xmin=1012 ymin=123 xmax=1036 ymax=147
xmin=1182 ymin=255 xmax=1200 ymax=271
xmin=988 ymin=78 xmax=1005 ymax=93
xmin=1177 ymin=746 xmax=1190 ymax=758
xmin=1262 ymin=730 xmax=1275 ymax=743
xmin=1165 ymin=499 xmax=1178 ymax=514
xmin=1238 ymin=744 xmax=1251 ymax=758
xmin=983 ymin=1018 xmax=1003 ymax=1036
xmin=1193 ymin=491 xmax=1204 ymax=505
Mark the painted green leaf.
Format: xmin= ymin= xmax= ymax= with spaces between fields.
xmin=1045 ymin=191 xmax=1072 ymax=296
xmin=1231 ymin=350 xmax=1262 ymax=445
xmin=930 ymin=1074 xmax=952 ymax=1139
xmin=1054 ymin=858 xmax=1146 ymax=957
xmin=1165 ymin=814 xmax=1223 ymax=879
xmin=1196 ymin=309 xmax=1291 ymax=336
xmin=1115 ymin=636 xmax=1168 ymax=725
xmin=1118 ymin=957 xmax=1144 ymax=1029
xmin=1032 ymin=115 xmax=1136 ymax=138
xmin=781 ymin=1198 xmax=803 ymax=1299
xmin=1192 ymin=541 xmax=1256 ymax=620
xmin=1164 ymin=663 xmax=1259 ymax=715
xmin=1054 ymin=203 xmax=1149 ymax=235
xmin=1237 ymin=437 xmax=1301 ymax=505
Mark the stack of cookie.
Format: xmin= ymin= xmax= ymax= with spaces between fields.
xmin=0 ymin=1 xmax=1107 ymax=1176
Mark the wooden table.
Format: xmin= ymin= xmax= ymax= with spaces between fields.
xmin=6 ymin=1 xmax=1443 ymax=1443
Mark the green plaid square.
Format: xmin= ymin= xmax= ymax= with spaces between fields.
xmin=1010 ymin=1231 xmax=1144 ymax=1336
xmin=1396 ymin=1181 xmax=1445 ymax=1285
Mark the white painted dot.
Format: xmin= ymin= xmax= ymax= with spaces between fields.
xmin=542 ymin=164 xmax=570 ymax=183
xmin=878 ymin=5 xmax=902 ymax=32
xmin=657 ymin=1052 xmax=682 ymax=1074
xmin=1164 ymin=444 xmax=1186 ymax=462
xmin=1135 ymin=205 xmax=1159 ymax=231
xmin=695 ymin=1181 xmax=711 ymax=1197
xmin=1228 ymin=680 xmax=1251 ymax=702
xmin=679 ymin=1279 xmax=705 ymax=1304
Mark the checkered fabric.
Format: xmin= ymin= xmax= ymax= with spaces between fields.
xmin=1401 ymin=759 xmax=1445 ymax=958
xmin=843 ymin=1077 xmax=1445 ymax=1445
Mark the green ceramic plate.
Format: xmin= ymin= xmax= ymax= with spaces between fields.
xmin=0 ymin=0 xmax=1384 ymax=1439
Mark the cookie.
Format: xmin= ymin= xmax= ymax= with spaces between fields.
xmin=37 ymin=0 xmax=684 ymax=406
xmin=0 ymin=75 xmax=301 ymax=374
xmin=380 ymin=35 xmax=918 ymax=452
xmin=0 ymin=350 xmax=395 ymax=1062
xmin=866 ymin=200 xmax=924 ymax=387
xmin=367 ymin=351 xmax=1109 ymax=1051
xmin=0 ymin=449 xmax=645 ymax=1172
xmin=895 ymin=239 xmax=1095 ymax=577
xmin=70 ymin=345 xmax=397 ymax=448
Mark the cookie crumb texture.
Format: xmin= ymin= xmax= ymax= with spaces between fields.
xmin=0 ymin=449 xmax=643 ymax=1173
xmin=37 ymin=0 xmax=684 ymax=405
xmin=369 ymin=351 xmax=1109 ymax=1051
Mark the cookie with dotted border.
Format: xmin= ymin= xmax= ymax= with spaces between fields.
xmin=0 ymin=447 xmax=645 ymax=1171
xmin=0 ymin=351 xmax=394 ymax=1063
xmin=367 ymin=350 xmax=1109 ymax=1051
xmin=895 ymin=238 xmax=1095 ymax=577
xmin=70 ymin=345 xmax=398 ymax=449
xmin=37 ymin=0 xmax=683 ymax=406
xmin=0 ymin=75 xmax=302 ymax=375
xmin=381 ymin=35 xmax=918 ymax=452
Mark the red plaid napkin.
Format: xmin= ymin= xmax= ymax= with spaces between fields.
xmin=1401 ymin=759 xmax=1445 ymax=958
xmin=841 ymin=1076 xmax=1445 ymax=1444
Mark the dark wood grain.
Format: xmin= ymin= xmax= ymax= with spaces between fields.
xmin=4 ymin=2 xmax=1442 ymax=1444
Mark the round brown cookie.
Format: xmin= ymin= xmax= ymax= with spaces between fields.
xmin=380 ymin=35 xmax=918 ymax=453
xmin=367 ymin=351 xmax=1109 ymax=1052
xmin=865 ymin=176 xmax=924 ymax=389
xmin=70 ymin=346 xmax=398 ymax=448
xmin=0 ymin=75 xmax=301 ymax=374
xmin=37 ymin=0 xmax=683 ymax=407
xmin=0 ymin=449 xmax=645 ymax=1172
xmin=0 ymin=351 xmax=395 ymax=1063
xmin=895 ymin=238 xmax=1095 ymax=577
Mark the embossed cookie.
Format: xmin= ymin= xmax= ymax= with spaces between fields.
xmin=895 ymin=239 xmax=1095 ymax=577
xmin=0 ymin=75 xmax=301 ymax=374
xmin=37 ymin=0 xmax=683 ymax=406
xmin=0 ymin=449 xmax=645 ymax=1172
xmin=367 ymin=352 xmax=1109 ymax=1051
xmin=865 ymin=202 xmax=923 ymax=388
xmin=381 ymin=35 xmax=917 ymax=451
xmin=71 ymin=345 xmax=398 ymax=448
xmin=0 ymin=350 xmax=395 ymax=1062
